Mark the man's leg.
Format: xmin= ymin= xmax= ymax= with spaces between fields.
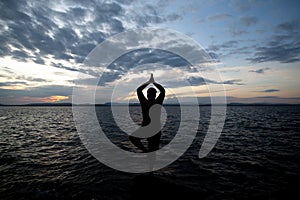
xmin=147 ymin=131 xmax=161 ymax=152
xmin=146 ymin=132 xmax=161 ymax=171
xmin=129 ymin=136 xmax=147 ymax=152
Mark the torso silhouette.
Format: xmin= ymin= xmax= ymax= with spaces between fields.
xmin=140 ymin=98 xmax=162 ymax=127
xmin=137 ymin=83 xmax=165 ymax=127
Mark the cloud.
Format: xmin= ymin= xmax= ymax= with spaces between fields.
xmin=249 ymin=67 xmax=270 ymax=74
xmin=187 ymin=76 xmax=215 ymax=86
xmin=239 ymin=16 xmax=257 ymax=26
xmin=0 ymin=85 xmax=73 ymax=98
xmin=164 ymin=76 xmax=244 ymax=88
xmin=87 ymin=48 xmax=193 ymax=86
xmin=222 ymin=79 xmax=244 ymax=85
xmin=0 ymin=81 xmax=27 ymax=87
xmin=220 ymin=69 xmax=240 ymax=73
xmin=98 ymin=71 xmax=122 ymax=86
xmin=0 ymin=0 xmax=182 ymax=66
xmin=85 ymin=42 xmax=219 ymax=86
xmin=208 ymin=40 xmax=239 ymax=52
xmin=207 ymin=40 xmax=253 ymax=58
xmin=277 ymin=20 xmax=300 ymax=32
xmin=254 ymin=96 xmax=278 ymax=98
xmin=247 ymin=20 xmax=300 ymax=63
xmin=113 ymin=49 xmax=191 ymax=70
xmin=207 ymin=13 xmax=232 ymax=21
xmin=230 ymin=0 xmax=259 ymax=12
xmin=248 ymin=43 xmax=300 ymax=63
xmin=51 ymin=62 xmax=80 ymax=73
xmin=68 ymin=44 xmax=213 ymax=87
xmin=230 ymin=29 xmax=248 ymax=36
xmin=261 ymin=89 xmax=280 ymax=93
xmin=208 ymin=52 xmax=220 ymax=62
xmin=228 ymin=24 xmax=249 ymax=36
xmin=15 ymin=75 xmax=48 ymax=83
xmin=165 ymin=13 xmax=182 ymax=21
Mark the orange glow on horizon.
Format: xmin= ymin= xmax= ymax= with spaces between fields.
xmin=18 ymin=95 xmax=69 ymax=103
xmin=40 ymin=95 xmax=69 ymax=102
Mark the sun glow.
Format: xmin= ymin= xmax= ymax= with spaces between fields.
xmin=41 ymin=95 xmax=69 ymax=102
xmin=22 ymin=96 xmax=69 ymax=103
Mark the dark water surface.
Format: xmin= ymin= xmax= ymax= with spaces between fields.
xmin=0 ymin=106 xmax=299 ymax=199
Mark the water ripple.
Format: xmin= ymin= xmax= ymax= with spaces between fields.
xmin=0 ymin=106 xmax=299 ymax=199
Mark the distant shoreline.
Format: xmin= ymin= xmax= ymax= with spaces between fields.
xmin=1 ymin=103 xmax=300 ymax=106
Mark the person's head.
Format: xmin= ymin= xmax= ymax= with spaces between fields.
xmin=147 ymin=87 xmax=157 ymax=101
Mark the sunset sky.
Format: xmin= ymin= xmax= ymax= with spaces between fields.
xmin=0 ymin=0 xmax=300 ymax=104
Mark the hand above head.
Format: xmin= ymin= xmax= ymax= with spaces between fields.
xmin=148 ymin=73 xmax=155 ymax=83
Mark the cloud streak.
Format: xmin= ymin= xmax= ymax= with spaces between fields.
xmin=239 ymin=16 xmax=257 ymax=26
xmin=249 ymin=67 xmax=270 ymax=74
xmin=207 ymin=13 xmax=232 ymax=21
xmin=247 ymin=20 xmax=300 ymax=63
xmin=261 ymin=89 xmax=280 ymax=93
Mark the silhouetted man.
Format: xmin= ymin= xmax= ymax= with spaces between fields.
xmin=129 ymin=74 xmax=165 ymax=152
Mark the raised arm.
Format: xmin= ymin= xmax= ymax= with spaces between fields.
xmin=137 ymin=74 xmax=155 ymax=102
xmin=137 ymin=82 xmax=149 ymax=103
xmin=153 ymin=82 xmax=165 ymax=104
xmin=153 ymin=82 xmax=165 ymax=93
